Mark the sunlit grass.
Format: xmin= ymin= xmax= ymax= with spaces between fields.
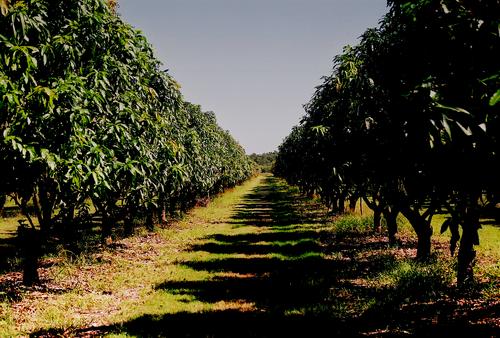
xmin=333 ymin=214 xmax=373 ymax=234
xmin=0 ymin=176 xmax=265 ymax=336
xmin=428 ymin=213 xmax=499 ymax=279
xmin=0 ymin=303 xmax=16 ymax=337
xmin=0 ymin=175 xmax=497 ymax=336
xmin=371 ymin=259 xmax=453 ymax=298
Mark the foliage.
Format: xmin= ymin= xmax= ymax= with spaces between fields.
xmin=275 ymin=0 xmax=500 ymax=283
xmin=0 ymin=0 xmax=254 ymax=283
xmin=249 ymin=151 xmax=277 ymax=173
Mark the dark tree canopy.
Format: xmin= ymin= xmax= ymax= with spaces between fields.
xmin=0 ymin=0 xmax=255 ymax=283
xmin=249 ymin=152 xmax=277 ymax=173
xmin=275 ymin=0 xmax=500 ymax=284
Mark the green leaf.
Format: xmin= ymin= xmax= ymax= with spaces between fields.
xmin=311 ymin=125 xmax=328 ymax=136
xmin=436 ymin=103 xmax=471 ymax=115
xmin=489 ymin=89 xmax=500 ymax=106
xmin=441 ymin=117 xmax=452 ymax=140
xmin=456 ymin=122 xmax=473 ymax=136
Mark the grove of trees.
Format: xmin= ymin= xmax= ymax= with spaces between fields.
xmin=275 ymin=0 xmax=499 ymax=285
xmin=249 ymin=151 xmax=277 ymax=173
xmin=0 ymin=0 xmax=254 ymax=284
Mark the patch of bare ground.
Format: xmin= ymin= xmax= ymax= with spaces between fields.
xmin=322 ymin=227 xmax=499 ymax=335
xmin=0 ymin=232 xmax=168 ymax=332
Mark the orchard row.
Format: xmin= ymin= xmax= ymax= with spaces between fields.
xmin=275 ymin=0 xmax=499 ymax=284
xmin=0 ymin=0 xmax=254 ymax=252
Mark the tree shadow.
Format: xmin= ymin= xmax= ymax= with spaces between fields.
xmin=228 ymin=177 xmax=326 ymax=228
xmin=189 ymin=238 xmax=321 ymax=256
xmin=0 ymin=236 xmax=19 ymax=274
xmin=29 ymin=176 xmax=499 ymax=337
xmin=35 ymin=311 xmax=359 ymax=338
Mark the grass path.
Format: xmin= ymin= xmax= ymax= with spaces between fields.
xmin=0 ymin=175 xmax=498 ymax=336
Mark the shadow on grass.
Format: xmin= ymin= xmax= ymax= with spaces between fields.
xmin=29 ymin=176 xmax=500 ymax=337
xmin=35 ymin=311 xmax=357 ymax=338
xmin=0 ymin=215 xmax=147 ymax=302
xmin=33 ymin=309 xmax=498 ymax=338
xmin=0 ymin=236 xmax=19 ymax=274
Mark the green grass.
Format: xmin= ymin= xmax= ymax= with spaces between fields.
xmin=431 ymin=214 xmax=500 ymax=282
xmin=0 ymin=175 xmax=497 ymax=337
xmin=429 ymin=213 xmax=500 ymax=252
xmin=333 ymin=214 xmax=373 ymax=234
xmin=0 ymin=217 xmax=19 ymax=240
xmin=0 ymin=303 xmax=16 ymax=338
xmin=373 ymin=208 xmax=500 ymax=282
xmin=394 ymin=212 xmax=500 ymax=279
xmin=6 ymin=176 xmax=268 ymax=335
xmin=371 ymin=259 xmax=453 ymax=301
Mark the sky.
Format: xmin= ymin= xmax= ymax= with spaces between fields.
xmin=117 ymin=0 xmax=388 ymax=154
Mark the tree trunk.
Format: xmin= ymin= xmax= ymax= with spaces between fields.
xmin=415 ymin=225 xmax=432 ymax=261
xmin=329 ymin=196 xmax=338 ymax=214
xmin=338 ymin=192 xmax=347 ymax=214
xmin=101 ymin=210 xmax=114 ymax=241
xmin=457 ymin=203 xmax=479 ymax=285
xmin=338 ymin=198 xmax=345 ymax=214
xmin=124 ymin=206 xmax=134 ymax=235
xmin=146 ymin=211 xmax=155 ymax=231
xmin=18 ymin=226 xmax=40 ymax=286
xmin=33 ymin=183 xmax=55 ymax=233
xmin=61 ymin=205 xmax=76 ymax=245
xmin=39 ymin=185 xmax=54 ymax=232
xmin=363 ymin=196 xmax=383 ymax=232
xmin=63 ymin=205 xmax=75 ymax=226
xmin=169 ymin=199 xmax=177 ymax=217
xmin=161 ymin=203 xmax=167 ymax=225
xmin=383 ymin=208 xmax=399 ymax=246
xmin=457 ymin=228 xmax=476 ymax=286
xmin=373 ymin=208 xmax=382 ymax=233
xmin=0 ymin=193 xmax=6 ymax=211
xmin=349 ymin=196 xmax=357 ymax=213
xmin=401 ymin=207 xmax=432 ymax=260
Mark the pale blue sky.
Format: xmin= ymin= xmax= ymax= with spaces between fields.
xmin=118 ymin=0 xmax=388 ymax=154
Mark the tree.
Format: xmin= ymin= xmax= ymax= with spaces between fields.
xmin=0 ymin=0 xmax=254 ymax=284
xmin=276 ymin=0 xmax=499 ymax=283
